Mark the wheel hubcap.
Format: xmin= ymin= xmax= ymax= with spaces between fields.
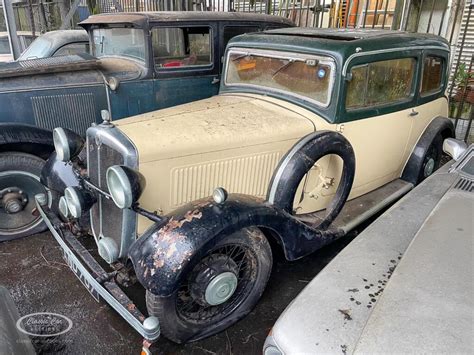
xmin=424 ymin=157 xmax=435 ymax=177
xmin=1 ymin=188 xmax=28 ymax=214
xmin=205 ymin=272 xmax=238 ymax=306
xmin=0 ymin=171 xmax=47 ymax=235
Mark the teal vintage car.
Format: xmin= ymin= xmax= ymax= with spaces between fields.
xmin=0 ymin=12 xmax=293 ymax=240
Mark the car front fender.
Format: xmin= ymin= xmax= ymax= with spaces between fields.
xmin=128 ymin=194 xmax=344 ymax=297
xmin=0 ymin=123 xmax=53 ymax=160
xmin=40 ymin=151 xmax=80 ymax=193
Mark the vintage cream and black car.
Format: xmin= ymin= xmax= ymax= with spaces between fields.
xmin=0 ymin=12 xmax=293 ymax=241
xmin=37 ymin=28 xmax=454 ymax=344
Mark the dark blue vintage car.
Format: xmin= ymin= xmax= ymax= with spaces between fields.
xmin=0 ymin=12 xmax=293 ymax=240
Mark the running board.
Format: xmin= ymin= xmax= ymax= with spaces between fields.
xmin=302 ymin=179 xmax=414 ymax=234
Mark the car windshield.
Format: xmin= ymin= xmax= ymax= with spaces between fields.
xmin=225 ymin=49 xmax=335 ymax=107
xmin=18 ymin=37 xmax=52 ymax=60
xmin=0 ymin=37 xmax=11 ymax=54
xmin=92 ymin=28 xmax=146 ymax=62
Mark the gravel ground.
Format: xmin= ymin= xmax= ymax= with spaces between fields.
xmin=0 ymin=228 xmax=364 ymax=355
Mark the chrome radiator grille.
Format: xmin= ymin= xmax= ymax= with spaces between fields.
xmin=88 ymin=137 xmax=124 ymax=245
xmin=86 ymin=125 xmax=138 ymax=259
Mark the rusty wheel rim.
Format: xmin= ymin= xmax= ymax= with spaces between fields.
xmin=175 ymin=243 xmax=257 ymax=323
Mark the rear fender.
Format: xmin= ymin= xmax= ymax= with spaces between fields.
xmin=128 ymin=194 xmax=343 ymax=297
xmin=402 ymin=116 xmax=454 ymax=184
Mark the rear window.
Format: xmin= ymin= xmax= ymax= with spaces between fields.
xmin=346 ymin=58 xmax=416 ymax=110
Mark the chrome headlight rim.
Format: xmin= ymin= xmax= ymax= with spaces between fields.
xmin=58 ymin=195 xmax=70 ymax=219
xmin=53 ymin=127 xmax=85 ymax=162
xmin=106 ymin=166 xmax=133 ymax=209
xmin=106 ymin=165 xmax=145 ymax=210
xmin=53 ymin=128 xmax=71 ymax=162
xmin=64 ymin=186 xmax=83 ymax=218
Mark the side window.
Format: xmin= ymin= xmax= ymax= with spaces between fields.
xmin=223 ymin=26 xmax=259 ymax=49
xmin=346 ymin=58 xmax=416 ymax=110
xmin=54 ymin=42 xmax=90 ymax=57
xmin=421 ymin=56 xmax=444 ymax=95
xmin=152 ymin=26 xmax=211 ymax=69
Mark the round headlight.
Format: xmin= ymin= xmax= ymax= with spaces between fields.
xmin=53 ymin=128 xmax=70 ymax=161
xmin=58 ymin=196 xmax=70 ymax=218
xmin=64 ymin=186 xmax=82 ymax=218
xmin=53 ymin=127 xmax=85 ymax=162
xmin=64 ymin=186 xmax=95 ymax=219
xmin=106 ymin=165 xmax=146 ymax=209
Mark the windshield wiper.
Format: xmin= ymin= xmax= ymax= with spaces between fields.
xmin=272 ymin=59 xmax=296 ymax=78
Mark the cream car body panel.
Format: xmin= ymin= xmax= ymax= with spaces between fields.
xmin=297 ymin=98 xmax=449 ymax=213
xmin=117 ymin=94 xmax=448 ymax=233
xmin=116 ymin=94 xmax=317 ymax=232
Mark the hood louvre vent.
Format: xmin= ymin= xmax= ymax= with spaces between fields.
xmin=454 ymin=177 xmax=474 ymax=192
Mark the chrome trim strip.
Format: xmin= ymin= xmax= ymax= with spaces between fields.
xmin=342 ymin=46 xmax=450 ymax=77
xmin=35 ymin=197 xmax=160 ymax=341
xmin=267 ymin=133 xmax=317 ymax=204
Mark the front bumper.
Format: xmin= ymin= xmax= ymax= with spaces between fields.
xmin=35 ymin=194 xmax=160 ymax=341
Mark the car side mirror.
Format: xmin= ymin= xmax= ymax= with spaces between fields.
xmin=443 ymin=138 xmax=467 ymax=161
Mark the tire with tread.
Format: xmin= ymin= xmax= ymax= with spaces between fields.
xmin=0 ymin=152 xmax=48 ymax=241
xmin=146 ymin=227 xmax=272 ymax=343
xmin=417 ymin=134 xmax=443 ymax=184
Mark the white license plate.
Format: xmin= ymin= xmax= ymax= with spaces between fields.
xmin=62 ymin=248 xmax=100 ymax=302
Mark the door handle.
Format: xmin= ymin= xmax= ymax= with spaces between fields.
xmin=211 ymin=77 xmax=220 ymax=85
xmin=409 ymin=109 xmax=419 ymax=117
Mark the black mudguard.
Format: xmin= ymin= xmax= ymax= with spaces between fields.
xmin=0 ymin=123 xmax=54 ymax=160
xmin=40 ymin=152 xmax=80 ymax=193
xmin=129 ymin=131 xmax=356 ymax=297
xmin=401 ymin=116 xmax=454 ymax=185
xmin=128 ymin=194 xmax=345 ymax=297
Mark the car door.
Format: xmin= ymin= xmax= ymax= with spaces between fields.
xmin=328 ymin=53 xmax=420 ymax=198
xmin=404 ymin=51 xmax=449 ymax=155
xmin=151 ymin=23 xmax=220 ymax=110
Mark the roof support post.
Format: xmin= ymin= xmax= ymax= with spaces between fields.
xmin=1 ymin=0 xmax=20 ymax=59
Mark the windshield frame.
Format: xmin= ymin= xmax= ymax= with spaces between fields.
xmin=223 ymin=47 xmax=337 ymax=108
xmin=91 ymin=26 xmax=147 ymax=64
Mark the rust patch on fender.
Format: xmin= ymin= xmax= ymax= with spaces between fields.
xmin=148 ymin=208 xmax=203 ymax=275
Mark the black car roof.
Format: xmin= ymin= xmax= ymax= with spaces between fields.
xmin=79 ymin=11 xmax=294 ymax=29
